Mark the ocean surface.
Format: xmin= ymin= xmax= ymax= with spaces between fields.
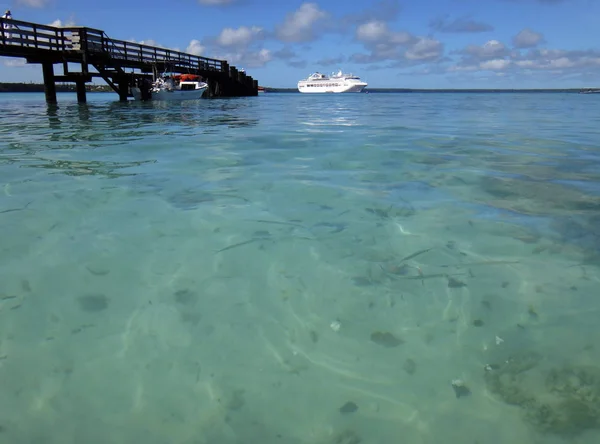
xmin=1 ymin=91 xmax=600 ymax=444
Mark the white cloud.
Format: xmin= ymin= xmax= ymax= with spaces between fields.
xmin=448 ymin=37 xmax=600 ymax=78
xmin=253 ymin=48 xmax=272 ymax=66
xmin=514 ymin=60 xmax=535 ymax=68
xmin=47 ymin=19 xmax=76 ymax=28
xmin=405 ymin=37 xmax=444 ymax=61
xmin=181 ymin=2 xmax=412 ymax=71
xmin=216 ymin=26 xmax=264 ymax=47
xmin=16 ymin=0 xmax=48 ymax=7
xmin=3 ymin=58 xmax=26 ymax=67
xmin=430 ymin=15 xmax=494 ymax=33
xmin=480 ymin=59 xmax=511 ymax=70
xmin=176 ymin=1 xmax=600 ymax=82
xmin=275 ymin=2 xmax=328 ymax=43
xmin=355 ymin=20 xmax=412 ymax=46
xmin=199 ymin=23 xmax=272 ymax=67
xmin=356 ymin=21 xmax=389 ymax=42
xmin=461 ymin=40 xmax=509 ymax=59
xmin=186 ymin=39 xmax=205 ymax=56
xmin=548 ymin=57 xmax=576 ymax=68
xmin=215 ymin=48 xmax=272 ymax=68
xmin=352 ymin=20 xmax=442 ymax=65
xmin=513 ymin=28 xmax=545 ymax=48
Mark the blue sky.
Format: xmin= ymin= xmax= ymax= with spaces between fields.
xmin=1 ymin=0 xmax=600 ymax=88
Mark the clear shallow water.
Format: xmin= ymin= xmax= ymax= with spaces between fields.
xmin=1 ymin=91 xmax=600 ymax=443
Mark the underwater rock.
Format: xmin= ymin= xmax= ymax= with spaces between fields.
xmin=479 ymin=176 xmax=600 ymax=215
xmin=451 ymin=379 xmax=471 ymax=398
xmin=77 ymin=293 xmax=109 ymax=312
xmin=370 ymin=331 xmax=404 ymax=348
xmin=551 ymin=215 xmax=600 ymax=258
xmin=334 ymin=429 xmax=361 ymax=444
xmin=527 ymin=305 xmax=539 ymax=320
xmin=483 ymin=352 xmax=600 ymax=436
xmin=310 ymin=330 xmax=319 ymax=343
xmin=226 ymin=389 xmax=246 ymax=411
xmin=339 ymin=401 xmax=358 ymax=414
xmin=403 ymin=358 xmax=417 ymax=375
xmin=447 ymin=277 xmax=466 ymax=288
xmin=386 ymin=263 xmax=411 ymax=276
xmin=174 ymin=289 xmax=197 ymax=305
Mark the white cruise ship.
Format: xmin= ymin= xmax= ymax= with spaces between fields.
xmin=297 ymin=70 xmax=367 ymax=93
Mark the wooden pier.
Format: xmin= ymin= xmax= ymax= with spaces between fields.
xmin=0 ymin=18 xmax=258 ymax=103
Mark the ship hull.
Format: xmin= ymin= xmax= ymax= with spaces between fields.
xmin=298 ymin=82 xmax=367 ymax=93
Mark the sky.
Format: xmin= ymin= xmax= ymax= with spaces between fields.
xmin=1 ymin=0 xmax=600 ymax=88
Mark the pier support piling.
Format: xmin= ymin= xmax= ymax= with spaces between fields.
xmin=117 ymin=76 xmax=129 ymax=102
xmin=75 ymin=79 xmax=87 ymax=103
xmin=42 ymin=62 xmax=57 ymax=104
xmin=139 ymin=78 xmax=151 ymax=101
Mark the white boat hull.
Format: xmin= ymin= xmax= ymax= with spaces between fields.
xmin=131 ymin=86 xmax=208 ymax=101
xmin=297 ymin=83 xmax=367 ymax=93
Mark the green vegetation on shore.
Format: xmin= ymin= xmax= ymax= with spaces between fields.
xmin=0 ymin=82 xmax=113 ymax=93
xmin=263 ymin=87 xmax=589 ymax=93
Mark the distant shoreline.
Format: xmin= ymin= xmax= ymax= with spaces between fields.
xmin=0 ymin=83 xmax=594 ymax=94
xmin=0 ymin=83 xmax=112 ymax=93
xmin=264 ymin=87 xmax=592 ymax=93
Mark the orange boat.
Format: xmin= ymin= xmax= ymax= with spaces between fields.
xmin=173 ymin=74 xmax=202 ymax=82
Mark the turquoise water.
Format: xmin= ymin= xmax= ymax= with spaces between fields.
xmin=1 ymin=91 xmax=600 ymax=443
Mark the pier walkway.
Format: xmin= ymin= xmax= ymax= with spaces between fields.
xmin=0 ymin=18 xmax=258 ymax=103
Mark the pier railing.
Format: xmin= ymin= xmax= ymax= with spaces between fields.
xmin=1 ymin=18 xmax=71 ymax=51
xmin=65 ymin=27 xmax=223 ymax=71
xmin=1 ymin=18 xmax=224 ymax=72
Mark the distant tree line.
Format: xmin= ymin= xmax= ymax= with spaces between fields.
xmin=0 ymin=83 xmax=113 ymax=93
xmin=263 ymin=87 xmax=585 ymax=93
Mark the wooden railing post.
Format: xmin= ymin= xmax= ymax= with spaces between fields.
xmin=33 ymin=24 xmax=38 ymax=49
xmin=81 ymin=28 xmax=87 ymax=52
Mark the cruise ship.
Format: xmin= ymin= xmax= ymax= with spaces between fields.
xmin=297 ymin=70 xmax=367 ymax=93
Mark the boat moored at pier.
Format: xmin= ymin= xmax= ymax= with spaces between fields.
xmin=131 ymin=73 xmax=208 ymax=101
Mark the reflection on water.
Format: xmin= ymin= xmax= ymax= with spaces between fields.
xmin=1 ymin=96 xmax=262 ymax=178
xmin=25 ymin=158 xmax=156 ymax=178
xmin=122 ymin=98 xmax=261 ymax=128
xmin=25 ymin=96 xmax=262 ymax=141
xmin=296 ymin=95 xmax=364 ymax=128
xmin=1 ymin=92 xmax=600 ymax=443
